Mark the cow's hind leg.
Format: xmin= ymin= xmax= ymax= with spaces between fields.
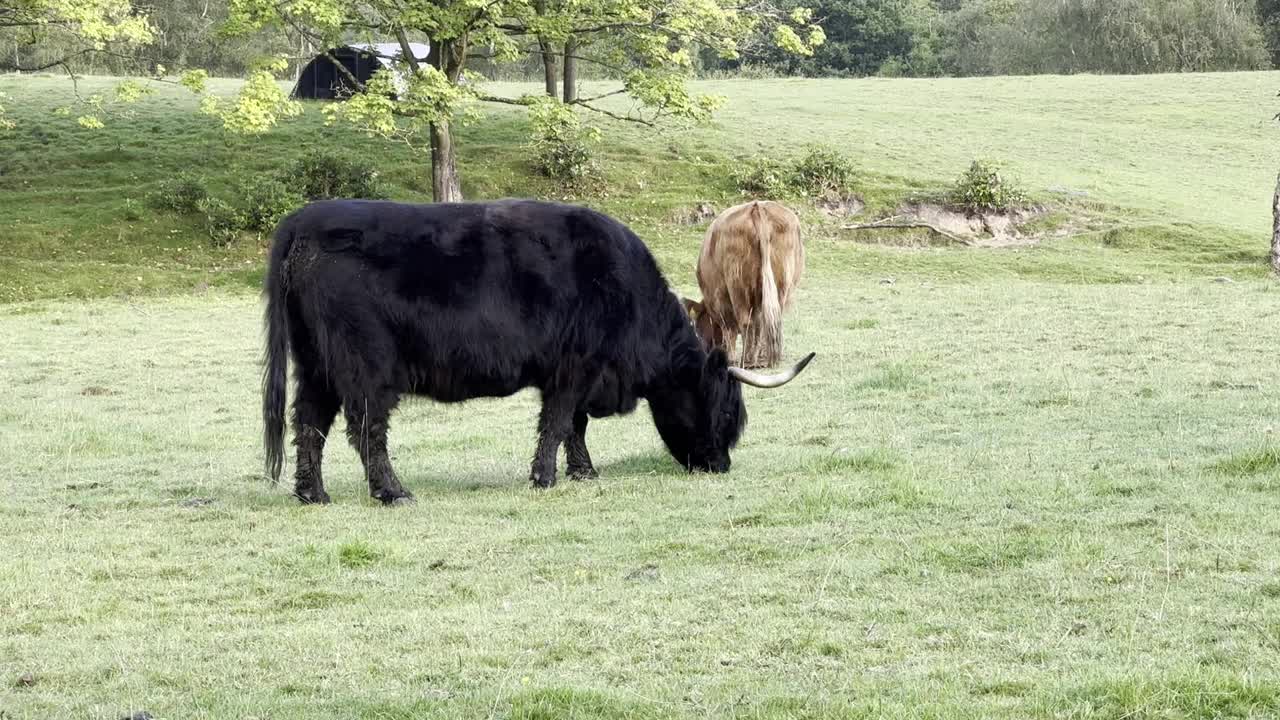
xmin=292 ymin=376 xmax=340 ymax=504
xmin=531 ymin=391 xmax=577 ymax=489
xmin=344 ymin=392 xmax=414 ymax=506
xmin=565 ymin=411 xmax=598 ymax=481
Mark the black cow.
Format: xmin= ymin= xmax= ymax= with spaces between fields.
xmin=262 ymin=198 xmax=815 ymax=504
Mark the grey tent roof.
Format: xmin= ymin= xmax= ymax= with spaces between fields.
xmin=347 ymin=42 xmax=430 ymax=63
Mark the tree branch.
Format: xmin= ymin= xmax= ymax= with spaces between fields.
xmin=394 ymin=27 xmax=421 ymax=73
xmin=570 ymin=88 xmax=627 ymax=104
xmin=476 ymin=93 xmax=529 ymax=106
xmin=0 ymin=48 xmax=93 ymax=72
xmin=574 ymin=101 xmax=656 ymax=126
xmin=322 ymin=50 xmax=366 ymax=93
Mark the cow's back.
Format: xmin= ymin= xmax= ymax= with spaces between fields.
xmin=274 ymin=198 xmax=677 ymax=402
xmin=698 ymin=200 xmax=803 ymax=309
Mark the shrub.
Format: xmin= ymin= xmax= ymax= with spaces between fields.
xmin=286 ymin=149 xmax=386 ymax=201
xmin=197 ymin=196 xmax=246 ymax=248
xmin=528 ymin=99 xmax=603 ymax=190
xmin=789 ymin=144 xmax=857 ymax=199
xmin=146 ymin=172 xmax=209 ymax=214
xmin=734 ymin=159 xmax=791 ymax=197
xmin=734 ymin=144 xmax=857 ymax=200
xmin=121 ymin=198 xmax=142 ymax=221
xmin=239 ymin=177 xmax=304 ymax=233
xmin=948 ymin=160 xmax=1028 ymax=213
xmin=534 ymin=134 xmax=602 ymax=186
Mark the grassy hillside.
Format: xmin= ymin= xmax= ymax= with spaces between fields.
xmin=1 ymin=72 xmax=1278 ymax=302
xmin=3 ymin=71 xmax=1280 ymax=718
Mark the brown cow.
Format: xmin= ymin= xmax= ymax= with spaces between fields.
xmin=682 ymin=200 xmax=804 ymax=369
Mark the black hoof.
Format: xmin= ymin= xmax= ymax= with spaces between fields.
xmin=530 ymin=473 xmax=557 ymax=489
xmin=568 ymin=466 xmax=599 ymax=481
xmin=374 ymin=490 xmax=415 ymax=506
xmin=295 ymin=488 xmax=331 ymax=505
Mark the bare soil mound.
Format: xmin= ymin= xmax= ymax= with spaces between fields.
xmin=818 ymin=196 xmax=865 ymax=218
xmin=669 ymin=202 xmax=718 ymax=225
xmin=843 ymin=203 xmax=1049 ymax=248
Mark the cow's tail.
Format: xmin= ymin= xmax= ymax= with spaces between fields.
xmin=750 ymin=201 xmax=783 ymax=368
xmin=262 ymin=215 xmax=294 ymax=484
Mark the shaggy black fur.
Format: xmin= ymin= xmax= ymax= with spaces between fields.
xmin=262 ymin=198 xmax=747 ymax=504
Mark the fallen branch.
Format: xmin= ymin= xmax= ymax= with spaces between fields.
xmin=841 ymin=217 xmax=973 ymax=246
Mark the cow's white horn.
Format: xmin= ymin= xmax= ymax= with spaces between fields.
xmin=728 ymin=352 xmax=815 ymax=389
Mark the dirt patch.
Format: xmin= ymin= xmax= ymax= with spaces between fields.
xmin=844 ymin=203 xmax=1049 ymax=248
xmin=625 ymin=563 xmax=660 ymax=581
xmin=907 ymin=203 xmax=1045 ymax=247
xmin=818 ymin=195 xmax=864 ymax=218
xmin=669 ymin=202 xmax=718 ymax=225
xmin=81 ymin=385 xmax=116 ymax=396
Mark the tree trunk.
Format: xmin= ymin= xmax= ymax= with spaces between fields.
xmin=430 ymin=119 xmax=462 ymax=202
xmin=1272 ymin=172 xmax=1280 ymax=276
xmin=540 ymin=39 xmax=558 ymax=97
xmin=533 ymin=0 xmax=558 ymax=97
xmin=423 ymin=34 xmax=466 ymax=203
xmin=562 ymin=36 xmax=578 ymax=103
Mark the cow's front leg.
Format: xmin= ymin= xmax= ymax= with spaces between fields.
xmin=345 ymin=394 xmax=414 ymax=506
xmin=565 ymin=411 xmax=598 ymax=480
xmin=531 ymin=392 xmax=576 ymax=489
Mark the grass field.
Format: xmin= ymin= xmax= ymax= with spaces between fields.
xmin=2 ymin=71 xmax=1280 ymax=718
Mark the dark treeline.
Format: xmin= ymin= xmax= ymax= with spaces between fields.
xmin=706 ymin=0 xmax=1275 ymax=77
xmin=4 ymin=0 xmax=1279 ymax=79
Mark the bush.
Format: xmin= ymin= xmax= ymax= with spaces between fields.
xmin=121 ymin=198 xmax=142 ymax=221
xmin=146 ymin=172 xmax=209 ymax=214
xmin=789 ymin=144 xmax=857 ymax=198
xmin=239 ymin=177 xmax=304 ymax=233
xmin=197 ymin=196 xmax=246 ymax=248
xmin=287 ymin=149 xmax=386 ymax=201
xmin=534 ymin=134 xmax=602 ymax=187
xmin=529 ymin=99 xmax=603 ymax=190
xmin=734 ymin=159 xmax=791 ymax=197
xmin=947 ymin=160 xmax=1027 ymax=213
xmin=734 ymin=144 xmax=857 ymax=199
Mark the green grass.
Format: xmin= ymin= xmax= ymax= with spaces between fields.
xmin=3 ymin=281 xmax=1280 ymax=718
xmin=1 ymin=71 xmax=1279 ymax=301
xmin=3 ymin=71 xmax=1280 ymax=717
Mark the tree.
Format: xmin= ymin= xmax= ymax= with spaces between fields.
xmin=1 ymin=0 xmax=153 ymax=73
xmin=210 ymin=0 xmax=825 ymax=201
xmin=754 ymin=0 xmax=941 ymax=77
xmin=960 ymin=0 xmax=1268 ymax=76
xmin=0 ymin=0 xmax=158 ymax=127
xmin=1257 ymin=0 xmax=1280 ymax=67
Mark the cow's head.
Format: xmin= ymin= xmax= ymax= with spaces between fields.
xmin=680 ymin=297 xmax=721 ymax=353
xmin=650 ymin=347 xmax=815 ymax=474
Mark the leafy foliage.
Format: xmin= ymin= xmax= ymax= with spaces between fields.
xmin=208 ymin=0 xmax=825 ymax=200
xmin=286 ymin=149 xmax=386 ymax=202
xmin=734 ymin=144 xmax=857 ymax=199
xmin=196 ymin=196 xmax=247 ymax=248
xmin=978 ymin=0 xmax=1269 ymax=75
xmin=789 ymin=144 xmax=857 ymax=198
xmin=238 ymin=177 xmax=305 ymax=233
xmin=146 ymin=173 xmax=210 ymax=214
xmin=734 ymin=159 xmax=793 ymax=197
xmin=140 ymin=150 xmax=382 ymax=246
xmin=196 ymin=58 xmax=301 ymax=134
xmin=528 ymin=99 xmax=602 ymax=189
xmin=705 ymin=0 xmax=1269 ymax=78
xmin=947 ymin=160 xmax=1027 ymax=213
